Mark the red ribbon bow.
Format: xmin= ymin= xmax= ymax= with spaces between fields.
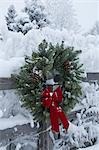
xmin=41 ymin=86 xmax=69 ymax=133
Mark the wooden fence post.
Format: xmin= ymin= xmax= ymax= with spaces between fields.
xmin=38 ymin=120 xmax=53 ymax=150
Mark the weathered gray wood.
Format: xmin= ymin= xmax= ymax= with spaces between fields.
xmin=0 ymin=73 xmax=99 ymax=90
xmin=0 ymin=123 xmax=38 ymax=147
xmin=39 ymin=121 xmax=53 ymax=150
xmin=87 ymin=72 xmax=99 ymax=81
xmin=0 ymin=123 xmax=36 ymax=141
xmin=0 ymin=78 xmax=15 ymax=90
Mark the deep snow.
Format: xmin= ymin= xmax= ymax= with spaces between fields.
xmin=0 ymin=25 xmax=99 ymax=78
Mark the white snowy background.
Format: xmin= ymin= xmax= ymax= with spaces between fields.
xmin=0 ymin=0 xmax=99 ymax=150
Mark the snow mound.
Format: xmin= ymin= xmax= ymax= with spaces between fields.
xmin=0 ymin=114 xmax=30 ymax=130
xmin=0 ymin=26 xmax=99 ymax=77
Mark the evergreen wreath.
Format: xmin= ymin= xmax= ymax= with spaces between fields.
xmin=12 ymin=40 xmax=84 ymax=122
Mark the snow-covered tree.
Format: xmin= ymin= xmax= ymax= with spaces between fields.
xmin=89 ymin=21 xmax=99 ymax=35
xmin=6 ymin=6 xmax=33 ymax=35
xmin=24 ymin=0 xmax=49 ymax=29
xmin=14 ymin=12 xmax=33 ymax=35
xmin=5 ymin=5 xmax=17 ymax=31
xmin=46 ymin=0 xmax=80 ymax=31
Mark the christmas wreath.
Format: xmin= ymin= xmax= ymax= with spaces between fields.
xmin=12 ymin=40 xmax=84 ymax=122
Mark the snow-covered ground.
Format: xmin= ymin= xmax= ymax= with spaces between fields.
xmin=53 ymin=121 xmax=99 ymax=150
xmin=0 ymin=114 xmax=30 ymax=130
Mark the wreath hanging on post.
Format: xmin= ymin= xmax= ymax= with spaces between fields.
xmin=12 ymin=40 xmax=84 ymax=124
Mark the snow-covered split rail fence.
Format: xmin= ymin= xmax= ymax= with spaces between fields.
xmin=0 ymin=73 xmax=99 ymax=149
xmin=1 ymin=73 xmax=99 ymax=90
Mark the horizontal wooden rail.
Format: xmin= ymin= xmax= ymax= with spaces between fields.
xmin=0 ymin=78 xmax=15 ymax=90
xmin=87 ymin=72 xmax=99 ymax=81
xmin=0 ymin=73 xmax=99 ymax=90
xmin=0 ymin=123 xmax=38 ymax=148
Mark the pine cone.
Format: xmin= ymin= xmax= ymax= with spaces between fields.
xmin=63 ymin=61 xmax=71 ymax=70
xmin=32 ymin=73 xmax=40 ymax=83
